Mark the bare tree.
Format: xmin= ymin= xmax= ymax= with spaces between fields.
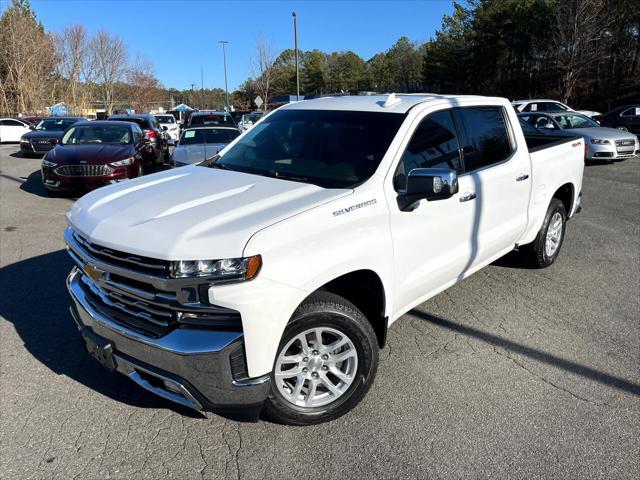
xmin=54 ymin=24 xmax=91 ymax=114
xmin=0 ymin=0 xmax=55 ymax=114
xmin=250 ymin=35 xmax=278 ymax=111
xmin=553 ymin=0 xmax=611 ymax=103
xmin=90 ymin=29 xmax=128 ymax=114
xmin=125 ymin=53 xmax=162 ymax=112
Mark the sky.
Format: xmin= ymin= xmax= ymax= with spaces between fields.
xmin=9 ymin=0 xmax=455 ymax=91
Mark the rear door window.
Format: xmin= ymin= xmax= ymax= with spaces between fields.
xmin=456 ymin=107 xmax=514 ymax=171
xmin=621 ymin=107 xmax=639 ymax=117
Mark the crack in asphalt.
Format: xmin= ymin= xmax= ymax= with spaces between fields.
xmin=492 ymin=346 xmax=607 ymax=407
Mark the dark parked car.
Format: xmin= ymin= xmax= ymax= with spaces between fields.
xmin=186 ymin=111 xmax=237 ymax=129
xmin=41 ymin=121 xmax=150 ymax=196
xmin=593 ymin=105 xmax=640 ymax=134
xmin=18 ymin=116 xmax=43 ymax=127
xmin=107 ymin=114 xmax=169 ymax=163
xmin=20 ymin=116 xmax=83 ymax=157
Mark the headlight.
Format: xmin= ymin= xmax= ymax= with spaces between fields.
xmin=20 ymin=137 xmax=29 ymax=143
xmin=110 ymin=157 xmax=135 ymax=167
xmin=170 ymin=255 xmax=262 ymax=282
xmin=42 ymin=159 xmax=57 ymax=168
xmin=590 ymin=139 xmax=610 ymax=145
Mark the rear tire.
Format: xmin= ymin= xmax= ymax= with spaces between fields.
xmin=263 ymin=292 xmax=379 ymax=425
xmin=525 ymin=198 xmax=567 ymax=268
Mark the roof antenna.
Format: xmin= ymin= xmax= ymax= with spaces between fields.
xmin=383 ymin=93 xmax=401 ymax=108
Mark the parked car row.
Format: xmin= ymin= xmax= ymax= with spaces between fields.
xmin=517 ymin=108 xmax=639 ymax=162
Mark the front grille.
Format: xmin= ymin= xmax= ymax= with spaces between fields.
xmin=30 ymin=139 xmax=54 ymax=152
xmin=81 ymin=275 xmax=176 ymax=338
xmin=73 ymin=231 xmax=169 ymax=275
xmin=68 ymin=229 xmax=242 ymax=338
xmin=615 ymin=139 xmax=636 ymax=154
xmin=55 ymin=165 xmax=114 ymax=177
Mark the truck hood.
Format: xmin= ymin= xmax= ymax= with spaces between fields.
xmin=66 ymin=166 xmax=351 ymax=260
xmin=171 ymin=144 xmax=227 ymax=165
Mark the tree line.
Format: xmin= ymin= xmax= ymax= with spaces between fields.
xmin=1 ymin=0 xmax=638 ymax=116
xmin=0 ymin=0 xmax=163 ymax=116
xmin=240 ymin=0 xmax=639 ymax=111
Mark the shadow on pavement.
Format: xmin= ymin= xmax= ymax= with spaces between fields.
xmin=410 ymin=309 xmax=640 ymax=396
xmin=0 ymin=249 xmax=207 ymax=418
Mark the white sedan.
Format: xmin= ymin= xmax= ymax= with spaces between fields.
xmin=154 ymin=114 xmax=180 ymax=144
xmin=0 ymin=118 xmax=32 ymax=143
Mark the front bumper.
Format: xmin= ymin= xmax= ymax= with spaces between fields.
xmin=586 ymin=142 xmax=638 ymax=160
xmin=67 ymin=268 xmax=270 ymax=411
xmin=21 ymin=140 xmax=53 ymax=156
xmin=41 ymin=164 xmax=137 ymax=191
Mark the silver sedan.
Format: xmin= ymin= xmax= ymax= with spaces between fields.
xmin=519 ymin=112 xmax=639 ymax=161
xmin=170 ymin=126 xmax=240 ymax=167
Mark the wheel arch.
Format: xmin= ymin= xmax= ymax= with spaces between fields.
xmin=552 ymin=182 xmax=575 ymax=217
xmin=300 ymin=269 xmax=389 ymax=348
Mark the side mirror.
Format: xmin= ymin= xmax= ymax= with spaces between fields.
xmin=397 ymin=168 xmax=459 ymax=211
xmin=49 ymin=138 xmax=58 ymax=145
xmin=29 ymin=125 xmax=35 ymax=130
xmin=162 ymin=125 xmax=168 ymax=131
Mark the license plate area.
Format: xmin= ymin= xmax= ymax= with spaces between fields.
xmin=81 ymin=327 xmax=116 ymax=371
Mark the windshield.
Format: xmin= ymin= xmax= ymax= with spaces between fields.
xmin=189 ymin=114 xmax=235 ymax=127
xmin=60 ymin=125 xmax=132 ymax=145
xmin=213 ymin=109 xmax=405 ymax=188
xmin=36 ymin=118 xmax=78 ymax=131
xmin=242 ymin=114 xmax=262 ymax=124
xmin=180 ymin=128 xmax=240 ymax=145
xmin=553 ymin=114 xmax=598 ymax=129
xmin=155 ymin=115 xmax=175 ymax=124
xmin=518 ymin=118 xmax=539 ymax=135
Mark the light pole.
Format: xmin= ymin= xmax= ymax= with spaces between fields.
xmin=219 ymin=40 xmax=230 ymax=112
xmin=292 ymin=11 xmax=300 ymax=101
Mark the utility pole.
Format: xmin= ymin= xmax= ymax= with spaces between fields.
xmin=292 ymin=11 xmax=300 ymax=101
xmin=219 ymin=40 xmax=230 ymax=112
xmin=200 ymin=67 xmax=204 ymax=91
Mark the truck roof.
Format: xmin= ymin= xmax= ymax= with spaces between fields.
xmin=282 ymin=93 xmax=506 ymax=114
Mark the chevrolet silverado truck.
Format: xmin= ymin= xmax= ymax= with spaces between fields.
xmin=65 ymin=94 xmax=584 ymax=425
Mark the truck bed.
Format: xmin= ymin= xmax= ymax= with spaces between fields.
xmin=524 ymin=133 xmax=580 ymax=153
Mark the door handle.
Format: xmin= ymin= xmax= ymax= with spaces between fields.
xmin=459 ymin=192 xmax=477 ymax=202
xmin=516 ymin=173 xmax=530 ymax=182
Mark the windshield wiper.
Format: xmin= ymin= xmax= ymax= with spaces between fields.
xmin=202 ymin=154 xmax=228 ymax=169
xmin=266 ymin=170 xmax=309 ymax=183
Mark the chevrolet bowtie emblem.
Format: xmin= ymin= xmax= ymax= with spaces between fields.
xmin=83 ymin=263 xmax=104 ymax=281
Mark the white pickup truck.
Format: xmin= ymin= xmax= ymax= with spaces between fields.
xmin=65 ymin=94 xmax=584 ymax=425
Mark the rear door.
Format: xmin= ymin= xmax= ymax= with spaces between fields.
xmin=620 ymin=107 xmax=640 ymax=133
xmin=453 ymin=106 xmax=531 ymax=272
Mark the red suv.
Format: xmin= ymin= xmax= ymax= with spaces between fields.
xmin=107 ymin=114 xmax=169 ymax=164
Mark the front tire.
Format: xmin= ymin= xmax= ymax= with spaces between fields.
xmin=263 ymin=292 xmax=379 ymax=425
xmin=526 ymin=198 xmax=567 ymax=268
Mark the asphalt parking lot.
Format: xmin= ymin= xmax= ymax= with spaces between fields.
xmin=1 ymin=143 xmax=638 ymax=479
